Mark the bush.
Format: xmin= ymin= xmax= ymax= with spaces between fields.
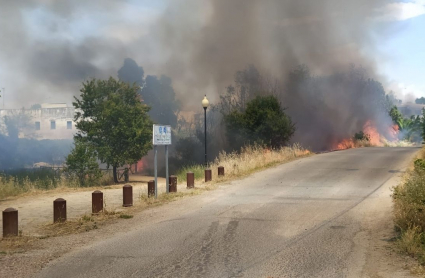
xmin=64 ymin=140 xmax=102 ymax=187
xmin=393 ymin=150 xmax=425 ymax=264
xmin=224 ymin=95 xmax=295 ymax=150
xmin=393 ymin=169 xmax=425 ymax=233
xmin=414 ymin=159 xmax=425 ymax=173
xmin=353 ymin=131 xmax=370 ymax=142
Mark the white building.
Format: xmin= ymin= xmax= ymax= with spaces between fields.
xmin=0 ymin=103 xmax=76 ymax=140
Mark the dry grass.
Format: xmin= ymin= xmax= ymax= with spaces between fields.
xmin=0 ymin=173 xmax=117 ymax=201
xmin=41 ymin=209 xmax=120 ymax=237
xmin=393 ymin=147 xmax=425 ymax=266
xmin=177 ymin=143 xmax=311 ymax=182
xmin=384 ymin=139 xmax=415 ymax=147
xmin=0 ymin=235 xmax=40 ymax=255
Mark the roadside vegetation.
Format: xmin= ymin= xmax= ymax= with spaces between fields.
xmin=393 ymin=147 xmax=425 ymax=265
xmin=0 ymin=169 xmax=114 ymax=200
xmin=177 ymin=143 xmax=310 ymax=182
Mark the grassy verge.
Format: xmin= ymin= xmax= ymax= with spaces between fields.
xmin=176 ymin=143 xmax=311 ymax=182
xmin=393 ymin=146 xmax=425 ymax=266
xmin=0 ymin=171 xmax=114 ymax=200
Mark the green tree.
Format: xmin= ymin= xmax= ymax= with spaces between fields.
xmin=416 ymin=97 xmax=425 ymax=104
xmin=64 ymin=140 xmax=102 ymax=186
xmin=224 ymin=95 xmax=295 ymax=149
xmin=73 ymin=77 xmax=153 ymax=183
xmin=403 ymin=115 xmax=422 ymax=142
xmin=389 ymin=105 xmax=404 ymax=129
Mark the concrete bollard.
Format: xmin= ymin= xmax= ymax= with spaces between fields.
xmin=123 ymin=184 xmax=133 ymax=207
xmin=169 ymin=175 xmax=177 ymax=193
xmin=218 ymin=166 xmax=225 ymax=177
xmin=205 ymin=169 xmax=212 ymax=182
xmin=2 ymin=208 xmax=18 ymax=237
xmin=187 ymin=172 xmax=195 ymax=189
xmin=53 ymin=198 xmax=67 ymax=223
xmin=92 ymin=190 xmax=103 ymax=214
xmin=148 ymin=180 xmax=155 ymax=197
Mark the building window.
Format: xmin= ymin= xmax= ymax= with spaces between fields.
xmin=35 ymin=121 xmax=40 ymax=130
xmin=67 ymin=121 xmax=72 ymax=129
xmin=51 ymin=121 xmax=56 ymax=130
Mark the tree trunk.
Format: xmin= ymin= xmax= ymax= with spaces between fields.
xmin=113 ymin=165 xmax=118 ymax=183
xmin=124 ymin=168 xmax=129 ymax=182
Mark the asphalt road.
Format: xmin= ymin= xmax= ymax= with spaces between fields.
xmin=36 ymin=147 xmax=419 ymax=278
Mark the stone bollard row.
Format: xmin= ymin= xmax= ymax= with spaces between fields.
xmin=3 ymin=167 xmax=227 ymax=237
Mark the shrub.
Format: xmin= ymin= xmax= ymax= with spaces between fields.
xmin=353 ymin=131 xmax=370 ymax=142
xmin=224 ymin=95 xmax=295 ymax=150
xmin=393 ymin=149 xmax=425 ymax=265
xmin=414 ymin=159 xmax=425 ymax=173
xmin=64 ymin=140 xmax=102 ymax=187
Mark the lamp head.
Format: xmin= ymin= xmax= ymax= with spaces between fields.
xmin=202 ymin=95 xmax=209 ymax=109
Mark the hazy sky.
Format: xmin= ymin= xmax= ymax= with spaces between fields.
xmin=379 ymin=1 xmax=425 ymax=102
xmin=0 ymin=0 xmax=424 ymax=109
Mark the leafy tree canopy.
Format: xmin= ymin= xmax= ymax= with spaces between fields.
xmin=224 ymin=95 xmax=295 ymax=149
xmin=73 ymin=77 xmax=153 ymax=182
xmin=390 ymin=105 xmax=404 ymax=129
xmin=64 ymin=139 xmax=102 ymax=187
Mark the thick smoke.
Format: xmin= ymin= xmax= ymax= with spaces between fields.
xmin=149 ymin=0 xmax=397 ymax=150
xmin=152 ymin=0 xmax=391 ymax=105
xmin=0 ymin=1 xmax=400 ymax=152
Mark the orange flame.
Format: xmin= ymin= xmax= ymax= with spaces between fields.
xmin=336 ymin=138 xmax=355 ymax=150
xmin=363 ymin=120 xmax=382 ymax=146
xmin=332 ymin=120 xmax=400 ymax=151
xmin=135 ymin=158 xmax=147 ymax=173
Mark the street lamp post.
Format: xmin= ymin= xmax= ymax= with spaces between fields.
xmin=202 ymin=95 xmax=209 ymax=167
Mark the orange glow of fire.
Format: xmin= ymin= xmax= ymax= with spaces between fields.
xmin=135 ymin=158 xmax=146 ymax=173
xmin=388 ymin=124 xmax=399 ymax=141
xmin=363 ymin=120 xmax=381 ymax=146
xmin=336 ymin=138 xmax=355 ymax=150
xmin=332 ymin=120 xmax=400 ymax=151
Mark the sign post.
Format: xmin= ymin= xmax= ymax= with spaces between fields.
xmin=153 ymin=125 xmax=172 ymax=199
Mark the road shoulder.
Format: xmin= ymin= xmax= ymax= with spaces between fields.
xmin=348 ymin=166 xmax=418 ymax=277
